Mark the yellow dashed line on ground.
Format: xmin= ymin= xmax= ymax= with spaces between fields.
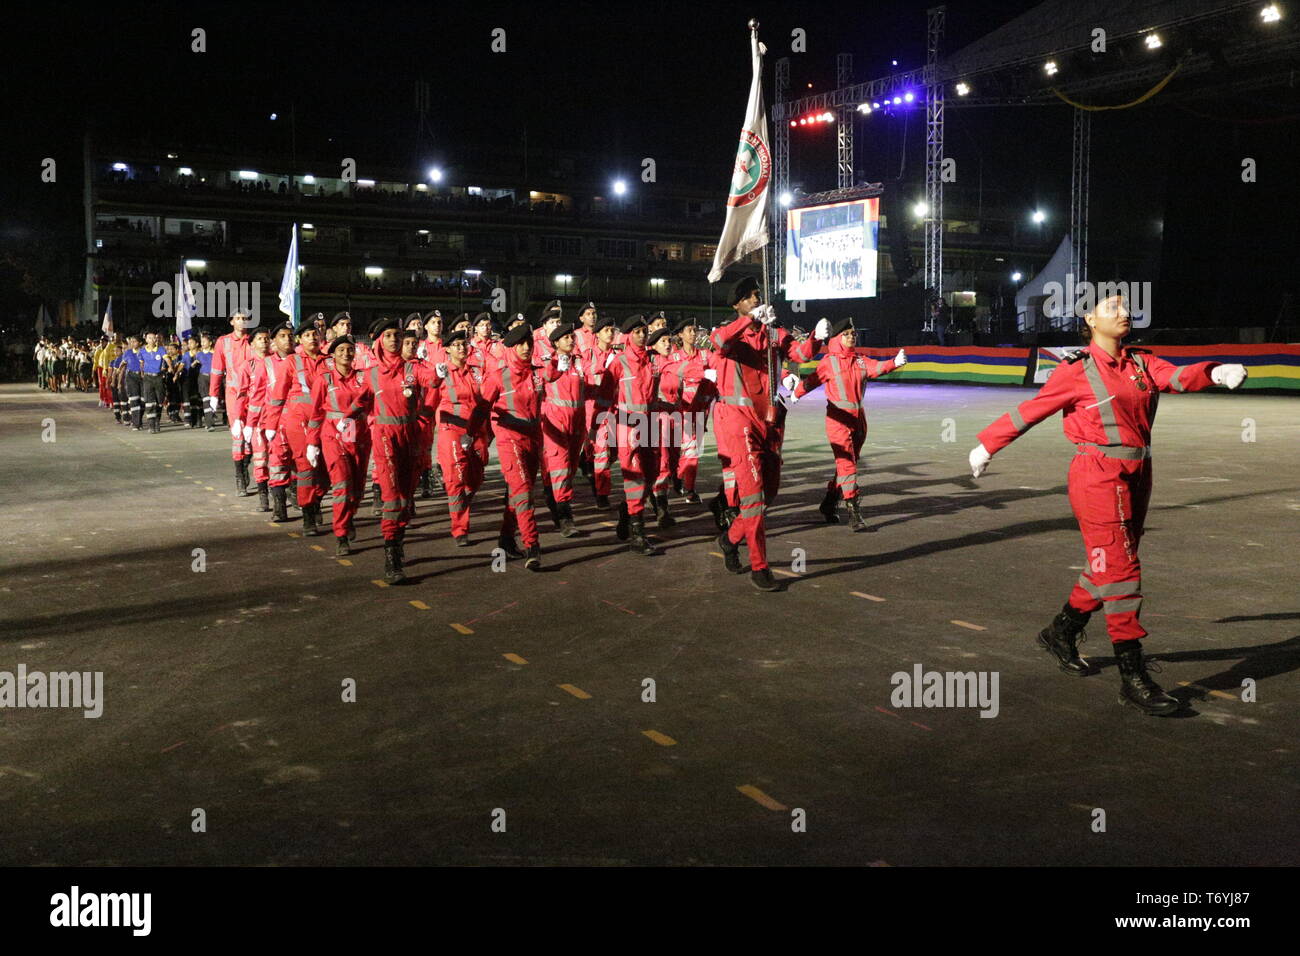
xmin=204 ymin=486 xmax=215 ymax=491
xmin=450 ymin=622 xmax=474 ymax=634
xmin=952 ymin=620 xmax=986 ymax=631
xmin=772 ymin=568 xmax=799 ymax=578
xmin=163 ymin=464 xmax=172 ymax=468
xmin=601 ymin=521 xmax=617 ymax=527
xmin=336 ymin=559 xmax=352 ymax=566
xmin=371 ymin=579 xmax=389 ymax=588
xmin=409 ymin=600 xmax=430 ymax=610
xmin=503 ymin=653 xmax=528 ymax=665
xmin=852 ymin=591 xmax=886 ymax=602
xmin=310 ymin=544 xmax=323 ymax=551
xmin=288 ymin=532 xmax=301 ymax=538
xmin=737 ymin=784 xmax=787 ymax=811
xmin=216 ymin=493 xmax=226 ymax=497
xmin=558 ymin=683 xmax=592 ymax=700
xmin=709 ymin=551 xmax=724 ymax=559
xmin=1177 ymin=681 xmax=1238 ymax=701
xmin=193 ymin=480 xmax=203 ymax=485
xmin=642 ymin=730 xmax=677 ymax=747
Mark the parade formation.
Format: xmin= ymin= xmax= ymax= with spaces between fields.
xmin=46 ymin=279 xmax=1254 ymax=719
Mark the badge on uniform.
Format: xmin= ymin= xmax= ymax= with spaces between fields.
xmin=403 ymin=369 xmax=415 ymax=398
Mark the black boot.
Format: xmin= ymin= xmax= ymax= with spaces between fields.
xmin=615 ymin=502 xmax=630 ymax=541
xmin=655 ymin=493 xmax=675 ymax=529
xmin=303 ymin=502 xmax=321 ymax=536
xmin=544 ymin=485 xmax=561 ymax=531
xmin=750 ymin=567 xmax=780 ymax=592
xmin=271 ymin=485 xmax=290 ymax=523
xmin=558 ymin=502 xmax=579 ymax=538
xmin=845 ymin=494 xmax=867 ymax=532
xmin=709 ymin=488 xmax=732 ymax=532
xmin=683 ymin=487 xmax=701 ymax=505
xmin=1115 ymin=640 xmax=1181 ymax=716
xmin=240 ymin=458 xmax=255 ymax=496
xmin=628 ymin=513 xmax=658 ymax=555
xmin=497 ymin=531 xmax=525 ymax=560
xmin=1036 ymin=603 xmax=1094 ymax=677
xmin=384 ymin=541 xmax=408 ymax=585
xmin=595 ymin=493 xmax=611 ymax=510
xmin=525 ymin=544 xmax=541 ymax=571
xmin=672 ymin=476 xmax=683 ymax=496
xmin=818 ymin=485 xmax=841 ymax=524
xmin=419 ymin=469 xmax=433 ymax=500
xmin=204 ymin=409 xmax=215 ymax=432
xmin=235 ymin=460 xmax=248 ymax=496
xmin=371 ymin=482 xmax=382 ymax=517
xmin=718 ymin=531 xmax=744 ymax=574
xmin=257 ymin=481 xmax=270 ymax=513
xmin=335 ymin=535 xmax=351 ymax=557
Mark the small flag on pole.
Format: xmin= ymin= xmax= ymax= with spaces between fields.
xmin=101 ymin=296 xmax=114 ymax=335
xmin=176 ymin=262 xmax=197 ymax=341
xmin=35 ymin=303 xmax=51 ymax=336
xmin=708 ymin=22 xmax=771 ymax=284
xmin=279 ymin=224 xmax=301 ymax=328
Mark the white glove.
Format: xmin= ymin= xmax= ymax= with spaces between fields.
xmin=207 ymin=396 xmax=219 ymax=411
xmin=334 ymin=419 xmax=350 ymax=435
xmin=782 ymin=373 xmax=799 ymax=392
xmin=242 ymin=424 xmax=253 ymax=443
xmin=754 ymin=304 xmax=776 ymax=326
xmin=230 ymin=419 xmax=243 ymax=438
xmin=605 ymin=351 xmax=618 ymax=370
xmin=894 ymin=349 xmax=908 ymax=368
xmin=434 ymin=362 xmax=448 ymax=379
xmin=557 ymin=354 xmax=571 ymax=372
xmin=306 ymin=444 xmax=320 ymax=467
xmin=573 ymin=358 xmax=584 ymax=376
xmin=263 ymin=428 xmax=276 ymax=442
xmin=1211 ymin=364 xmax=1247 ymax=390
xmin=458 ymin=434 xmax=473 ymax=451
xmin=969 ymin=444 xmax=992 ymax=479
xmin=703 ymin=369 xmax=718 ymax=383
xmin=814 ymin=318 xmax=831 ymax=341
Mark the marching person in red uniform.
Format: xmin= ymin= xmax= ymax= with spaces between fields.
xmin=210 ymin=312 xmax=253 ymax=484
xmin=580 ymin=314 xmax=619 ymax=509
xmin=430 ymin=327 xmax=488 ymax=546
xmin=969 ymin=292 xmax=1248 ymax=715
xmin=573 ymin=302 xmax=599 ymax=355
xmin=238 ymin=326 xmax=273 ymax=512
xmin=667 ymin=318 xmax=715 ymax=505
xmin=610 ymin=314 xmax=659 ymax=556
xmin=253 ymin=322 xmax=296 ymax=521
xmin=416 ymin=309 xmax=447 ymax=499
xmin=789 ymin=318 xmax=906 ymax=531
xmin=533 ymin=301 xmax=563 ymax=366
xmin=343 ymin=318 xmax=439 ymax=584
xmin=646 ymin=326 xmax=684 ymax=529
xmin=541 ymin=321 xmax=586 ymax=537
xmin=478 ymin=322 xmax=546 ymax=571
xmin=306 ymin=335 xmax=372 ymax=556
xmin=711 ymin=276 xmax=824 ymax=591
xmin=264 ymin=322 xmax=330 ymax=536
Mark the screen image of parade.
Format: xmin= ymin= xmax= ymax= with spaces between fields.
xmin=784 ymin=198 xmax=879 ymax=301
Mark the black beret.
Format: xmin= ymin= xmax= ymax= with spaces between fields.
xmin=540 ymin=305 xmax=563 ymax=323
xmin=473 ymin=311 xmax=494 ymax=326
xmin=326 ymin=334 xmax=355 ymax=354
xmin=503 ymin=323 xmax=532 ymax=347
xmin=578 ymin=301 xmax=597 ymax=314
xmin=306 ymin=312 xmax=326 ymax=325
xmin=453 ymin=312 xmax=472 ymax=327
xmin=422 ymin=310 xmax=442 ymax=324
xmin=730 ymin=275 xmax=759 ymax=305
xmin=442 ymin=328 xmax=468 ymax=346
xmin=507 ymin=313 xmax=527 ymax=328
xmin=673 ymin=317 xmax=698 ymax=334
xmin=404 ymin=312 xmax=424 ymax=327
xmin=331 ymin=310 xmax=352 ymax=325
xmin=619 ymin=314 xmax=648 ymax=334
xmin=829 ymin=317 xmax=854 ymax=337
xmin=296 ymin=321 xmax=322 ymax=337
xmin=400 ymin=325 xmax=421 ymax=339
xmin=646 ymin=328 xmax=671 ymax=348
xmin=648 ymin=311 xmax=667 ymax=323
xmin=371 ymin=316 xmax=399 ymax=338
xmin=593 ymin=315 xmax=617 ymax=333
xmin=548 ymin=322 xmax=576 ymax=344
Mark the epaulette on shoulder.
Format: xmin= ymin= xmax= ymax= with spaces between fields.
xmin=1126 ymin=346 xmax=1152 ymax=354
xmin=1062 ymin=349 xmax=1087 ymax=364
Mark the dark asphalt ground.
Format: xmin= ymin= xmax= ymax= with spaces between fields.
xmin=1 ymin=381 xmax=1296 ymax=866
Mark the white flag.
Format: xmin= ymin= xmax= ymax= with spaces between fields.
xmin=101 ymin=296 xmax=114 ymax=335
xmin=708 ymin=26 xmax=771 ymax=284
xmin=176 ymin=264 xmax=197 ymax=340
xmin=279 ymin=224 xmax=300 ymax=327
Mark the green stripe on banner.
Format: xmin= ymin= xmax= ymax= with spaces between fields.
xmin=892 ymin=369 xmax=1024 ymax=385
xmin=1240 ymin=375 xmax=1300 ymax=390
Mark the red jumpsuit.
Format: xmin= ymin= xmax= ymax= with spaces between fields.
xmin=542 ymin=353 xmax=586 ymax=504
xmin=710 ymin=315 xmax=818 ymax=571
xmin=649 ymin=354 xmax=684 ymax=498
xmin=433 ymin=362 xmax=487 ymax=538
xmin=613 ymin=343 xmax=657 ymax=516
xmin=264 ymin=351 xmax=329 ymax=508
xmin=977 ymin=343 xmax=1220 ymax=644
xmin=479 ymin=353 xmax=545 ymax=548
xmin=210 ymin=332 xmax=252 ymax=461
xmin=345 ymin=347 xmax=438 ymax=541
xmin=248 ymin=353 xmax=293 ymax=490
xmin=794 ymin=338 xmax=898 ymax=501
xmin=574 ymin=326 xmax=597 ymax=355
xmin=580 ymin=344 xmax=619 ymax=497
xmin=240 ymin=355 xmax=271 ymax=485
xmin=467 ymin=337 xmax=503 ymax=463
xmin=667 ymin=347 xmax=716 ymax=494
xmin=306 ymin=367 xmax=372 ymax=538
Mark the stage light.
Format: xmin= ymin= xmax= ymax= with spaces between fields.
xmin=613 ymin=180 xmax=627 ymax=195
xmin=1261 ymin=3 xmax=1281 ymax=21
xmin=302 ymin=223 xmax=314 ymax=229
xmin=913 ymin=202 xmax=928 ymax=218
xmin=1011 ymin=271 xmax=1023 ymax=282
xmin=112 ymin=162 xmax=128 ymax=171
xmin=556 ymin=274 xmax=574 ymax=282
xmin=956 ymin=82 xmax=970 ymax=96
xmin=270 ymin=113 xmax=277 ymax=121
xmin=824 ymin=113 xmax=835 ymax=123
xmin=428 ymin=167 xmax=443 ymax=183
xmin=650 ymin=278 xmax=666 ymax=286
xmin=178 ymin=167 xmax=193 ymax=175
xmin=892 ymin=96 xmax=901 ymax=105
xmin=185 ymin=260 xmax=206 ymax=269
xmin=904 ymin=91 xmax=915 ymax=102
xmin=1031 ymin=209 xmax=1046 ymax=223
xmin=892 ymin=59 xmax=898 ymax=66
xmin=364 ymin=267 xmax=383 ymax=276
xmin=857 ymin=103 xmax=871 ymax=114
xmin=464 ymin=269 xmax=482 ymax=276
xmin=302 ymin=174 xmax=316 ymax=184
xmin=780 ymin=191 xmax=793 ymax=206
xmin=873 ymin=101 xmax=881 ymax=109
xmin=239 ymin=170 xmax=259 ymax=180
xmin=358 ymin=179 xmax=376 ymax=187
xmin=166 ymin=152 xmax=178 ymax=159
xmin=790 ymin=120 xmax=797 ymax=127
xmin=417 ymin=229 xmax=430 ymax=235
xmin=1144 ymin=33 xmax=1162 ymax=49
xmin=1044 ymin=60 xmax=1058 ymax=76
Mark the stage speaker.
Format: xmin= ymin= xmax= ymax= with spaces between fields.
xmin=879 ymin=185 xmax=915 ymax=284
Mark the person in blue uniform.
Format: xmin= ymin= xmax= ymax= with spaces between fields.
xmin=138 ymin=331 xmax=168 ymax=434
xmin=194 ymin=332 xmax=216 ymax=431
xmin=117 ymin=335 xmax=145 ymax=430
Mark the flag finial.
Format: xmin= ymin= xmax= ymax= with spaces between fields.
xmin=748 ymin=18 xmax=759 ymax=30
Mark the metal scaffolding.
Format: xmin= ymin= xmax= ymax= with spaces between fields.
xmin=924 ymin=5 xmax=946 ymax=325
xmin=1069 ymin=107 xmax=1091 ymax=330
xmin=836 ymin=53 xmax=854 ymax=189
xmin=772 ymin=56 xmax=790 ymax=298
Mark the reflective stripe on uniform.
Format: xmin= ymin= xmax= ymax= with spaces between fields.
xmin=1009 ymin=406 xmax=1028 ymax=432
xmin=1074 ymin=443 xmax=1151 ymax=461
xmin=1077 ymin=574 xmax=1142 ymax=599
xmin=1082 ymin=353 xmax=1123 ymax=444
xmin=1103 ymin=596 xmax=1143 ymax=615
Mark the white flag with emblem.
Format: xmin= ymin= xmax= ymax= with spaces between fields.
xmin=708 ymin=24 xmax=770 ymax=284
xmin=175 ymin=263 xmax=197 ymax=340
